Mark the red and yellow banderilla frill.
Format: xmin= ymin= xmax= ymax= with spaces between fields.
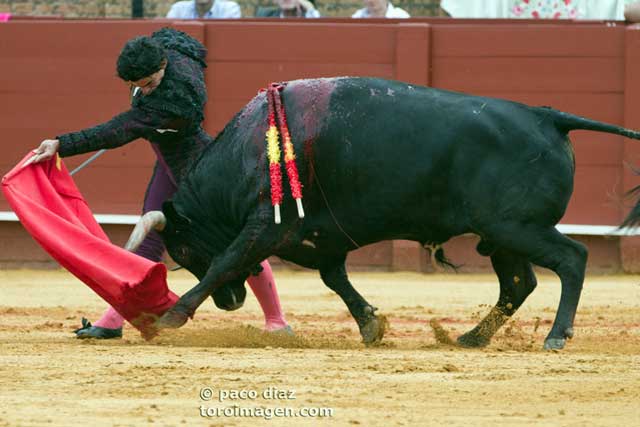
xmin=264 ymin=83 xmax=304 ymax=224
xmin=265 ymin=94 xmax=283 ymax=224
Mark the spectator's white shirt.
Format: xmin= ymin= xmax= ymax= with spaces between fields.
xmin=305 ymin=8 xmax=322 ymax=17
xmin=440 ymin=0 xmax=509 ymax=18
xmin=352 ymin=2 xmax=410 ymax=18
xmin=166 ymin=0 xmax=241 ymax=18
xmin=441 ymin=0 xmax=635 ymax=20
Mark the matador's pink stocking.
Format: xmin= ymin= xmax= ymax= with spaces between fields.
xmin=93 ymin=306 xmax=125 ymax=329
xmin=247 ymin=260 xmax=288 ymax=331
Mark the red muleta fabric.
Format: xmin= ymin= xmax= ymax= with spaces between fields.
xmin=1 ymin=153 xmax=179 ymax=339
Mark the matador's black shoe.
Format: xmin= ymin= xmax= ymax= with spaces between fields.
xmin=74 ymin=317 xmax=122 ymax=339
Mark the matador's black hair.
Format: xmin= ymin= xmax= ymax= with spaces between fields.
xmin=116 ymin=36 xmax=166 ymax=82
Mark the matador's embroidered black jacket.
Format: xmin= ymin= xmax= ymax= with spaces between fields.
xmin=58 ymin=28 xmax=212 ymax=184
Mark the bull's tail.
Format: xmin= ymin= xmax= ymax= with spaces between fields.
xmin=621 ymin=184 xmax=640 ymax=228
xmin=545 ymin=107 xmax=640 ymax=140
xmin=544 ymin=107 xmax=640 ymax=228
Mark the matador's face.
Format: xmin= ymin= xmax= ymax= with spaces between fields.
xmin=127 ymin=59 xmax=167 ymax=96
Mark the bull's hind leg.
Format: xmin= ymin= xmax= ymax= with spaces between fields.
xmin=457 ymin=250 xmax=537 ymax=348
xmin=476 ymin=225 xmax=587 ymax=350
xmin=319 ymin=257 xmax=385 ymax=344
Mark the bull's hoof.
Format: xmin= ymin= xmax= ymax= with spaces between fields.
xmin=359 ymin=314 xmax=388 ymax=345
xmin=155 ymin=309 xmax=190 ymax=329
xmin=543 ymin=327 xmax=573 ymax=351
xmin=457 ymin=331 xmax=490 ymax=348
xmin=543 ymin=337 xmax=566 ymax=350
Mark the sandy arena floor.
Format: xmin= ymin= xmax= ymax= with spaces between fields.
xmin=0 ymin=269 xmax=638 ymax=426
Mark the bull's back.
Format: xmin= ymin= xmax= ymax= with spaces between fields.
xmin=286 ymin=78 xmax=575 ymax=243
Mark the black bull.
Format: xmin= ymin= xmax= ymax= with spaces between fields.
xmin=127 ymin=77 xmax=640 ymax=350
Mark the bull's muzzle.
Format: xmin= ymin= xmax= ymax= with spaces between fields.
xmin=125 ymin=211 xmax=167 ymax=252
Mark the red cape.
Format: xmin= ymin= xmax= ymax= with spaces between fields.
xmin=2 ymin=153 xmax=178 ymax=339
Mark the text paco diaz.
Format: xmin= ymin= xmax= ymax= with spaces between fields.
xmin=218 ymin=387 xmax=296 ymax=402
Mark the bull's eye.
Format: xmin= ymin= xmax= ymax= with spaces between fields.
xmin=177 ymin=246 xmax=190 ymax=258
xmin=170 ymin=245 xmax=191 ymax=266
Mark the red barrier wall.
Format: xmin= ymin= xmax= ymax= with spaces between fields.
xmin=1 ymin=19 xmax=639 ymax=271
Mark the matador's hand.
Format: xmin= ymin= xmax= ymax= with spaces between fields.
xmin=28 ymin=139 xmax=60 ymax=164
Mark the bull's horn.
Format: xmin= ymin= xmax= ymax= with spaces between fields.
xmin=124 ymin=211 xmax=166 ymax=252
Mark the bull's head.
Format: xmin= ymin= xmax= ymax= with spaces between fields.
xmin=125 ymin=203 xmax=248 ymax=312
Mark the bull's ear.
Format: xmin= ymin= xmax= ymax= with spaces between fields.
xmin=162 ymin=200 xmax=192 ymax=228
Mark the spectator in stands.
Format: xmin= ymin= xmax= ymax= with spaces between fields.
xmin=167 ymin=0 xmax=241 ymax=18
xmin=255 ymin=0 xmax=321 ymax=17
xmin=352 ymin=0 xmax=410 ymax=18
xmin=441 ymin=0 xmax=640 ymax=20
xmin=625 ymin=1 xmax=640 ymax=21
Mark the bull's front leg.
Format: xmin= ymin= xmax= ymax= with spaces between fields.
xmin=156 ymin=224 xmax=272 ymax=330
xmin=319 ymin=256 xmax=386 ymax=345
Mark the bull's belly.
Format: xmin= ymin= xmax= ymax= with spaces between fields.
xmin=298 ymin=206 xmax=466 ymax=254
